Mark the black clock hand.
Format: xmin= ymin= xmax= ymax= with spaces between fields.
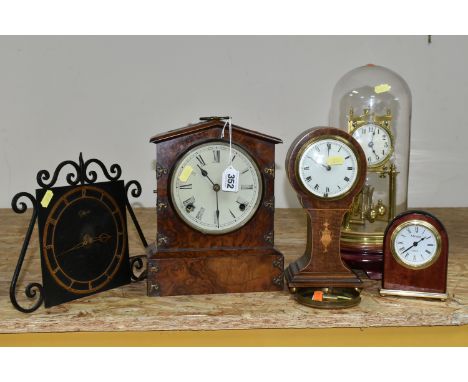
xmin=215 ymin=190 xmax=220 ymax=228
xmin=368 ymin=129 xmax=376 ymax=146
xmin=368 ymin=131 xmax=381 ymax=159
xmin=401 ymin=236 xmax=431 ymax=254
xmin=307 ymin=155 xmax=331 ymax=171
xmin=197 ymin=164 xmax=216 ymax=186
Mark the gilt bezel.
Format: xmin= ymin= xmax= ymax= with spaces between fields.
xmin=390 ymin=219 xmax=442 ymax=270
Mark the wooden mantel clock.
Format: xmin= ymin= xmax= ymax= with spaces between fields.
xmin=148 ymin=117 xmax=284 ymax=297
xmin=380 ymin=210 xmax=449 ymax=300
xmin=285 ymin=126 xmax=367 ymax=295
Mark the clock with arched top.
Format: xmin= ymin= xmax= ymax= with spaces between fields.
xmin=380 ymin=210 xmax=449 ymax=300
xmin=148 ymin=117 xmax=284 ymax=297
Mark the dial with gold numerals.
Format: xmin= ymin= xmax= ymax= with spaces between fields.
xmin=41 ymin=184 xmax=127 ymax=295
xmin=171 ymin=141 xmax=262 ymax=234
xmin=351 ymin=123 xmax=393 ymax=167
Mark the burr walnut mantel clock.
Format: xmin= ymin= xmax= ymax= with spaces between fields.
xmin=380 ymin=210 xmax=449 ymax=300
xmin=284 ymin=126 xmax=367 ymax=295
xmin=148 ymin=117 xmax=284 ymax=297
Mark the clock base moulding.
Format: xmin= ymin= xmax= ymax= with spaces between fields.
xmin=147 ymin=246 xmax=284 ymax=297
xmin=379 ymin=289 xmax=448 ymax=301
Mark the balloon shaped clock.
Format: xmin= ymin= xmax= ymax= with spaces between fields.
xmin=285 ymin=126 xmax=367 ymax=308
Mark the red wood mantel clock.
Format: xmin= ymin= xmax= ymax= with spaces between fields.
xmin=284 ymin=127 xmax=367 ymax=295
xmin=380 ymin=210 xmax=449 ymax=300
xmin=147 ymin=117 xmax=284 ymax=297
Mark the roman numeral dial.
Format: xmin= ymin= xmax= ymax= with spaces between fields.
xmin=298 ymin=137 xmax=359 ymax=199
xmin=170 ymin=141 xmax=262 ymax=234
xmin=391 ymin=221 xmax=441 ymax=269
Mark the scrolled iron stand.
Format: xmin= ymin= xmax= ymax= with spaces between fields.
xmin=9 ymin=153 xmax=148 ymax=313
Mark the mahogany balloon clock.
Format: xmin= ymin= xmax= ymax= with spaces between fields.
xmin=285 ymin=127 xmax=367 ymax=294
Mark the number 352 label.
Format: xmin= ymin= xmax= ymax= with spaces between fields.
xmin=221 ymin=166 xmax=239 ymax=193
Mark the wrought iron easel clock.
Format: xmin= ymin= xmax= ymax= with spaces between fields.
xmin=9 ymin=153 xmax=148 ymax=313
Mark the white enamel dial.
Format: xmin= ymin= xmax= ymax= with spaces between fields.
xmin=352 ymin=123 xmax=392 ymax=167
xmin=170 ymin=141 xmax=262 ymax=234
xmin=298 ymin=137 xmax=358 ymax=199
xmin=391 ymin=221 xmax=441 ymax=269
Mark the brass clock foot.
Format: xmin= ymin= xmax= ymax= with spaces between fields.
xmin=294 ymin=287 xmax=362 ymax=309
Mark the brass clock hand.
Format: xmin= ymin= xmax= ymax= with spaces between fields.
xmin=57 ymin=239 xmax=87 ymax=257
xmin=92 ymin=233 xmax=112 ymax=243
xmin=57 ymin=233 xmax=112 ymax=258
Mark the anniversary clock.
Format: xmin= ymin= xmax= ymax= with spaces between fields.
xmin=284 ymin=126 xmax=367 ymax=306
xmin=9 ymin=154 xmax=148 ymax=312
xmin=330 ymin=64 xmax=412 ymax=279
xmin=148 ymin=117 xmax=284 ymax=297
xmin=380 ymin=210 xmax=449 ymax=300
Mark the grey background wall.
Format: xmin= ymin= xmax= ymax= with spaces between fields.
xmin=0 ymin=36 xmax=466 ymax=208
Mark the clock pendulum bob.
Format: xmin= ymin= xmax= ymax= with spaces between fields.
xmin=148 ymin=118 xmax=284 ymax=297
xmin=284 ymin=127 xmax=367 ymax=308
xmin=340 ymin=108 xmax=398 ymax=280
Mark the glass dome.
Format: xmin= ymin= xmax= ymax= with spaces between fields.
xmin=330 ymin=64 xmax=412 ymax=279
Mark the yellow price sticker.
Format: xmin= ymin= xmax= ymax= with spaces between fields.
xmin=375 ymin=83 xmax=391 ymax=94
xmin=327 ymin=156 xmax=345 ymax=166
xmin=179 ymin=165 xmax=193 ymax=182
xmin=40 ymin=189 xmax=54 ymax=208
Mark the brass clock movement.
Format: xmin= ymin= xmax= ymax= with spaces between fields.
xmin=148 ymin=117 xmax=284 ymax=297
xmin=380 ymin=210 xmax=449 ymax=300
xmin=330 ymin=64 xmax=412 ymax=280
xmin=285 ymin=126 xmax=367 ymax=307
xmin=341 ymin=108 xmax=397 ymax=257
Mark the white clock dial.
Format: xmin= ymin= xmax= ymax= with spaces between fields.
xmin=298 ymin=138 xmax=358 ymax=198
xmin=170 ymin=141 xmax=262 ymax=234
xmin=352 ymin=123 xmax=392 ymax=167
xmin=391 ymin=221 xmax=441 ymax=269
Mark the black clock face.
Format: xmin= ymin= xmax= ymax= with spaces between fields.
xmin=37 ymin=182 xmax=130 ymax=306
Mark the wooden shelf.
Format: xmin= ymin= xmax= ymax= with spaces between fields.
xmin=1 ymin=208 xmax=467 ymax=334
